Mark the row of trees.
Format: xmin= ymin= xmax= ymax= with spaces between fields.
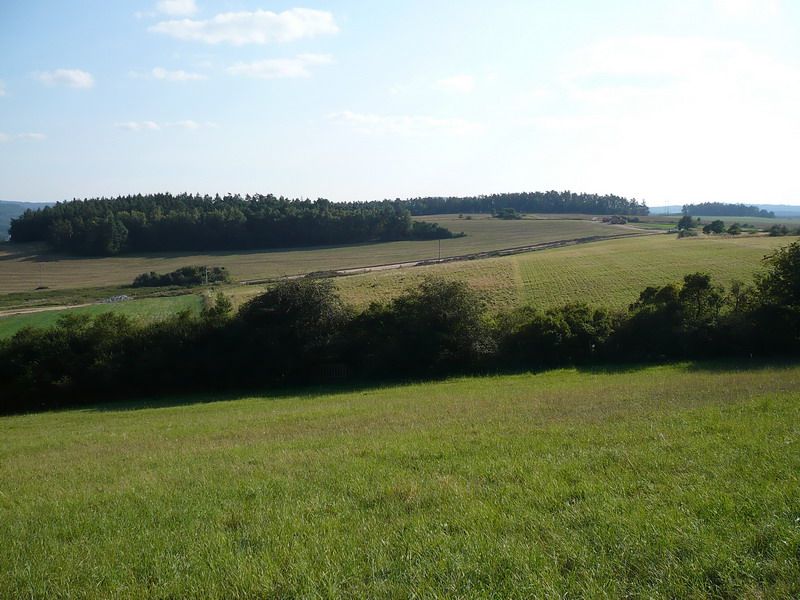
xmin=678 ymin=216 xmax=746 ymax=235
xmin=8 ymin=194 xmax=459 ymax=256
xmin=405 ymin=191 xmax=649 ymax=216
xmin=682 ymin=203 xmax=775 ymax=218
xmin=2 ymin=242 xmax=799 ymax=414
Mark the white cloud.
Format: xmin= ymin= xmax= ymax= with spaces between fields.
xmin=35 ymin=69 xmax=95 ymax=89
xmin=156 ymin=0 xmax=197 ymax=16
xmin=227 ymin=54 xmax=333 ymax=79
xmin=712 ymin=0 xmax=780 ymax=18
xmin=115 ymin=120 xmax=216 ymax=131
xmin=115 ymin=121 xmax=161 ymax=131
xmin=0 ymin=132 xmax=46 ymax=142
xmin=151 ymin=67 xmax=206 ymax=81
xmin=149 ymin=8 xmax=338 ymax=45
xmin=435 ymin=75 xmax=476 ymax=94
xmin=329 ymin=111 xmax=484 ymax=136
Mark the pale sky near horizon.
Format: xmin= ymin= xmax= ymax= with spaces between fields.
xmin=1 ymin=0 xmax=798 ymax=206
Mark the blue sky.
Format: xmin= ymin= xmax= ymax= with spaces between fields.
xmin=1 ymin=0 xmax=798 ymax=205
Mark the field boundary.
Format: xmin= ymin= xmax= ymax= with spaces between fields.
xmin=239 ymin=230 xmax=663 ymax=285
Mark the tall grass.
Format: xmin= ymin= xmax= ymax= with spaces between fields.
xmin=2 ymin=362 xmax=799 ymax=598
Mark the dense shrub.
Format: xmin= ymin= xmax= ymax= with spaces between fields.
xmin=346 ymin=278 xmax=494 ymax=377
xmin=133 ymin=266 xmax=231 ymax=287
xmin=703 ymin=220 xmax=726 ymax=234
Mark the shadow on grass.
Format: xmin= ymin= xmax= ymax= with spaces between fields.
xmin=76 ymin=356 xmax=800 ymax=415
xmin=84 ymin=378 xmax=419 ymax=414
xmin=575 ymin=356 xmax=800 ymax=376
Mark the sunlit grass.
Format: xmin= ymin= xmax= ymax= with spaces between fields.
xmin=0 ymin=295 xmax=203 ymax=339
xmin=2 ymin=362 xmax=799 ymax=598
xmin=339 ymin=234 xmax=796 ymax=310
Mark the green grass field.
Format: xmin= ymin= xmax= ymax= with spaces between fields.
xmin=0 ymin=295 xmax=203 ymax=339
xmin=0 ymin=217 xmax=635 ymax=294
xmin=2 ymin=362 xmax=799 ymax=598
xmin=333 ymin=233 xmax=796 ymax=310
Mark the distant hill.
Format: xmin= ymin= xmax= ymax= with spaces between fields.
xmin=0 ymin=200 xmax=54 ymax=241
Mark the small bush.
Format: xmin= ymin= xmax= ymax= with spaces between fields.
xmin=133 ymin=266 xmax=230 ymax=288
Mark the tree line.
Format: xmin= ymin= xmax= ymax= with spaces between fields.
xmin=682 ymin=203 xmax=775 ymax=218
xmin=2 ymin=242 xmax=799 ymax=415
xmin=404 ymin=191 xmax=648 ymax=216
xmin=8 ymin=194 xmax=459 ymax=256
xmin=8 ymin=190 xmax=649 ymax=256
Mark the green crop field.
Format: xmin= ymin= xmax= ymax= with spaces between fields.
xmin=2 ymin=362 xmax=799 ymax=598
xmin=0 ymin=295 xmax=203 ymax=339
xmin=333 ymin=233 xmax=797 ymax=310
xmin=0 ymin=217 xmax=636 ymax=294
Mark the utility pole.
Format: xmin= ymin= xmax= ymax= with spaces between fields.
xmin=438 ymin=238 xmax=441 ymax=260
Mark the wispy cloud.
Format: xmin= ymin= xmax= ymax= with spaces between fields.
xmin=0 ymin=132 xmax=46 ymax=142
xmin=34 ymin=69 xmax=95 ymax=89
xmin=115 ymin=121 xmax=161 ymax=132
xmin=712 ymin=0 xmax=780 ymax=18
xmin=149 ymin=8 xmax=339 ymax=45
xmin=115 ymin=120 xmax=216 ymax=131
xmin=434 ymin=74 xmax=476 ymax=94
xmin=227 ymin=54 xmax=333 ymax=79
xmin=156 ymin=0 xmax=197 ymax=16
xmin=329 ymin=111 xmax=484 ymax=136
xmin=151 ymin=67 xmax=207 ymax=81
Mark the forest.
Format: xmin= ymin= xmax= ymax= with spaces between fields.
xmin=8 ymin=194 xmax=458 ymax=256
xmin=682 ymin=202 xmax=775 ymax=218
xmin=7 ymin=190 xmax=646 ymax=256
xmin=404 ymin=191 xmax=649 ymax=216
xmin=2 ymin=242 xmax=798 ymax=414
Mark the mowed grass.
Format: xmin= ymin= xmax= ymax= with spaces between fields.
xmin=0 ymin=295 xmax=203 ymax=339
xmin=0 ymin=217 xmax=634 ymax=293
xmin=335 ymin=234 xmax=796 ymax=310
xmin=1 ymin=363 xmax=799 ymax=598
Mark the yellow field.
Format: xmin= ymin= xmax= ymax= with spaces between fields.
xmin=0 ymin=216 xmax=633 ymax=294
xmin=332 ymin=234 xmax=795 ymax=310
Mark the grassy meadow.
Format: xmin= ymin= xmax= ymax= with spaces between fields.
xmin=1 ymin=362 xmax=799 ymax=598
xmin=0 ymin=294 xmax=203 ymax=339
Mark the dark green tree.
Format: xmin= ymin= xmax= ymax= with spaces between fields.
xmin=703 ymin=220 xmax=726 ymax=234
